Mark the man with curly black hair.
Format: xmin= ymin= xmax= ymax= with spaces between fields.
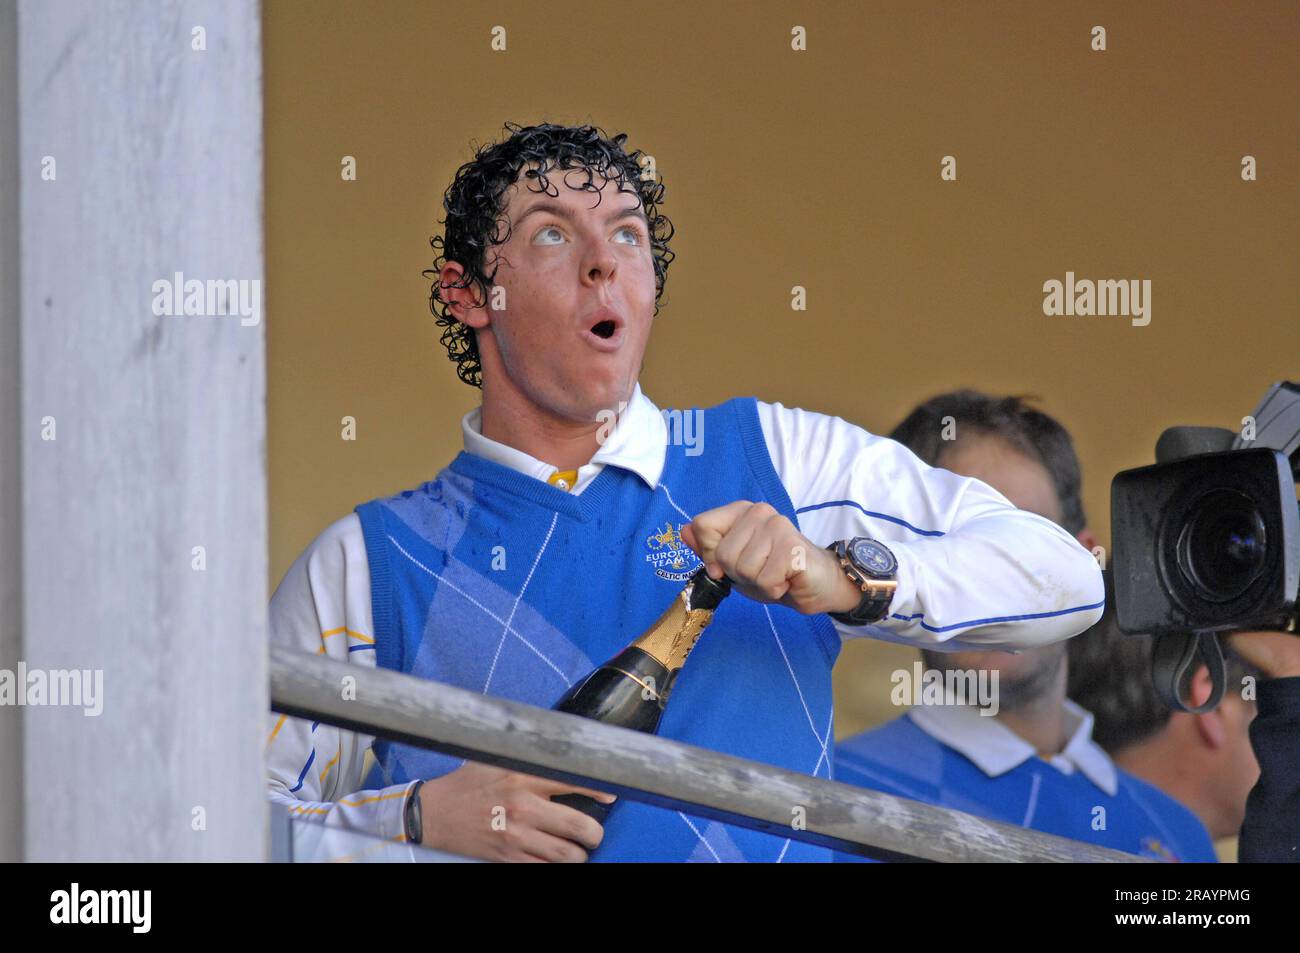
xmin=424 ymin=121 xmax=675 ymax=395
xmin=267 ymin=121 xmax=1105 ymax=863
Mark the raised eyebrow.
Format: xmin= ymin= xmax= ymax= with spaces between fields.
xmin=610 ymin=205 xmax=650 ymax=229
xmin=516 ymin=200 xmax=648 ymax=228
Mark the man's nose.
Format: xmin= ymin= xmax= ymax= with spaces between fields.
xmin=582 ymin=242 xmax=617 ymax=285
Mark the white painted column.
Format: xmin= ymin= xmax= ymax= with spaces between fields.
xmin=17 ymin=0 xmax=266 ymax=860
xmin=0 ymin=0 xmax=23 ymax=864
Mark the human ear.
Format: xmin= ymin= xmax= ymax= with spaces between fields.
xmin=1189 ymin=665 xmax=1226 ymax=748
xmin=439 ymin=262 xmax=489 ymax=329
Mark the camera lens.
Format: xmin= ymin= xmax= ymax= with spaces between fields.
xmin=1175 ymin=489 xmax=1267 ymax=603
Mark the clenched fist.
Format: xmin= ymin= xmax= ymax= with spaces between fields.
xmin=679 ymin=500 xmax=864 ymax=616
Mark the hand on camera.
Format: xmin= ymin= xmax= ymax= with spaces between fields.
xmin=1225 ymin=630 xmax=1300 ymax=680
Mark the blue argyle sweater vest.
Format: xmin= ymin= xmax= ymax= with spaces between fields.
xmin=354 ymin=396 xmax=840 ymax=862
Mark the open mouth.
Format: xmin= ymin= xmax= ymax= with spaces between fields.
xmin=583 ymin=307 xmax=625 ymax=352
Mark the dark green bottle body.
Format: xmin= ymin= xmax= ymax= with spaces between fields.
xmin=550 ymin=567 xmax=732 ymax=825
xmin=550 ymin=647 xmax=671 ymax=823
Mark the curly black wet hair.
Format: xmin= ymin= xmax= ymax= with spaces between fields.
xmin=422 ymin=122 xmax=676 ymax=389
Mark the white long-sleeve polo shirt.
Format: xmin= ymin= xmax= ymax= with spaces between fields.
xmin=266 ymin=382 xmax=1106 ymax=844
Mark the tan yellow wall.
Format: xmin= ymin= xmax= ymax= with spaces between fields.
xmin=265 ymin=0 xmax=1299 ymax=739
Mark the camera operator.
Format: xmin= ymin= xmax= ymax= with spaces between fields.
xmin=1071 ymin=622 xmax=1299 ymax=862
xmin=1068 ymin=614 xmax=1261 ymax=852
xmin=1100 ymin=381 xmax=1300 ymax=862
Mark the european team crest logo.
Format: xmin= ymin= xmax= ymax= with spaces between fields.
xmin=643 ymin=521 xmax=703 ymax=582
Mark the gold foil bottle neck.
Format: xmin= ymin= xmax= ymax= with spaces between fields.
xmin=631 ymin=585 xmax=717 ymax=672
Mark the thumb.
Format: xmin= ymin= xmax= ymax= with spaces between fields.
xmin=680 ymin=522 xmax=699 ymax=555
xmin=679 ymin=522 xmax=725 ymax=581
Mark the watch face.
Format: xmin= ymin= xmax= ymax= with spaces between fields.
xmin=850 ymin=538 xmax=897 ymax=578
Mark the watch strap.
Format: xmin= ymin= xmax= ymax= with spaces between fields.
xmin=826 ymin=539 xmax=898 ymax=626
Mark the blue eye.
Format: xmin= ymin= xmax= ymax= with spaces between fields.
xmin=614 ymin=226 xmax=640 ymax=245
xmin=534 ymin=226 xmax=564 ymax=245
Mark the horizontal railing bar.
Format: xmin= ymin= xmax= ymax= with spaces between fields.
xmin=269 ymin=645 xmax=1145 ymax=863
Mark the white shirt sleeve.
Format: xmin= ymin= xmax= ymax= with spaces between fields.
xmin=756 ymin=400 xmax=1105 ymax=652
xmin=266 ymin=513 xmax=415 ymax=842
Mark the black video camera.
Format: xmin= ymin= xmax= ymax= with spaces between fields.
xmin=1111 ymin=382 xmax=1300 ymax=713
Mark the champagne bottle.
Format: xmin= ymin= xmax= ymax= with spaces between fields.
xmin=550 ymin=566 xmax=733 ymax=824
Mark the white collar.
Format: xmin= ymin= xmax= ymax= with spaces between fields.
xmin=907 ymin=697 xmax=1119 ymax=796
xmin=460 ymin=381 xmax=667 ymax=493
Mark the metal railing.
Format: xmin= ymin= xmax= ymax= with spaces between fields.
xmin=269 ymin=645 xmax=1145 ymax=863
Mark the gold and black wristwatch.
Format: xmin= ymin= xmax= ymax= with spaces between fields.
xmin=826 ymin=537 xmax=899 ymax=625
